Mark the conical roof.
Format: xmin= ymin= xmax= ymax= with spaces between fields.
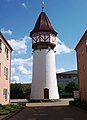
xmin=30 ymin=12 xmax=57 ymax=37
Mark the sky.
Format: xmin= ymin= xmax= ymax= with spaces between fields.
xmin=0 ymin=0 xmax=87 ymax=83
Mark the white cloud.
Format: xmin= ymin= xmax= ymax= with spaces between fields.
xmin=11 ymin=76 xmax=20 ymax=83
xmin=8 ymin=39 xmax=27 ymax=54
xmin=12 ymin=57 xmax=33 ymax=82
xmin=18 ymin=66 xmax=30 ymax=75
xmin=11 ymin=67 xmax=15 ymax=74
xmin=56 ymin=68 xmax=65 ymax=73
xmin=1 ymin=28 xmax=12 ymax=35
xmin=8 ymin=36 xmax=30 ymax=54
xmin=12 ymin=56 xmax=33 ymax=67
xmin=18 ymin=65 xmax=32 ymax=80
xmin=22 ymin=3 xmax=27 ymax=9
xmin=55 ymin=37 xmax=73 ymax=55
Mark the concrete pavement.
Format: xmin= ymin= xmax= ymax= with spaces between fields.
xmin=7 ymin=99 xmax=87 ymax=120
xmin=7 ymin=106 xmax=87 ymax=120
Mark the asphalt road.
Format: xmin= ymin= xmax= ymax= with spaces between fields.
xmin=8 ymin=106 xmax=87 ymax=120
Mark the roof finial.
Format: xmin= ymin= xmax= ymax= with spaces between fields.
xmin=42 ymin=1 xmax=45 ymax=11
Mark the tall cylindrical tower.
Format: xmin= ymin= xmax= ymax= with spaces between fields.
xmin=30 ymin=12 xmax=59 ymax=100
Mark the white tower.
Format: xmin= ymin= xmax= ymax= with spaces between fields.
xmin=30 ymin=11 xmax=59 ymax=101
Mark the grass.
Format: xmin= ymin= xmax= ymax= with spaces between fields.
xmin=0 ymin=103 xmax=26 ymax=115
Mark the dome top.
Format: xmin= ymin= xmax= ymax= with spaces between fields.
xmin=30 ymin=12 xmax=57 ymax=37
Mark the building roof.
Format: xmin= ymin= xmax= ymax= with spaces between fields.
xmin=30 ymin=12 xmax=57 ymax=37
xmin=75 ymin=30 xmax=87 ymax=51
xmin=57 ymin=70 xmax=77 ymax=75
xmin=0 ymin=32 xmax=13 ymax=51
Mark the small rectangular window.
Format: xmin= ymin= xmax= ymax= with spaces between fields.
xmin=4 ymin=67 xmax=8 ymax=80
xmin=0 ymin=63 xmax=1 ymax=76
xmin=5 ymin=46 xmax=9 ymax=60
xmin=83 ymin=65 xmax=85 ymax=71
xmin=85 ymin=40 xmax=87 ymax=52
xmin=82 ymin=49 xmax=84 ymax=56
xmin=0 ymin=40 xmax=2 ymax=53
xmin=3 ymin=89 xmax=8 ymax=101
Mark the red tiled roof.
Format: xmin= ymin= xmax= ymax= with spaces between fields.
xmin=30 ymin=12 xmax=57 ymax=37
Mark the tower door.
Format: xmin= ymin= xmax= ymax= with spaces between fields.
xmin=44 ymin=88 xmax=49 ymax=99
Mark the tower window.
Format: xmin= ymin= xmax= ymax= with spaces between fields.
xmin=5 ymin=46 xmax=9 ymax=60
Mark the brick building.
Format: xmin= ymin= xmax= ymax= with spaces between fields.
xmin=75 ymin=30 xmax=87 ymax=102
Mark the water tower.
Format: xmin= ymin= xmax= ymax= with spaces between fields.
xmin=30 ymin=10 xmax=59 ymax=101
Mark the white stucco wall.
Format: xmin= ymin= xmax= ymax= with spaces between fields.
xmin=31 ymin=49 xmax=59 ymax=100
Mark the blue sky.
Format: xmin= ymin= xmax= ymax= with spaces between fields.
xmin=0 ymin=0 xmax=87 ymax=83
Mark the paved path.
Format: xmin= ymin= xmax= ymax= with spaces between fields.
xmin=8 ymin=106 xmax=87 ymax=120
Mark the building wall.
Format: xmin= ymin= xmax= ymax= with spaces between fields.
xmin=0 ymin=35 xmax=11 ymax=105
xmin=57 ymin=72 xmax=78 ymax=86
xmin=76 ymin=32 xmax=87 ymax=102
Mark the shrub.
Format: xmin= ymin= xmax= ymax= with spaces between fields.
xmin=70 ymin=100 xmax=87 ymax=111
xmin=0 ymin=103 xmax=25 ymax=115
xmin=0 ymin=109 xmax=10 ymax=115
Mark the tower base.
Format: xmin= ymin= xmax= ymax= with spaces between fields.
xmin=28 ymin=99 xmax=60 ymax=103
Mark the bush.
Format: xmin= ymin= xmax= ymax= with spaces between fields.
xmin=10 ymin=83 xmax=31 ymax=99
xmin=0 ymin=103 xmax=25 ymax=115
xmin=0 ymin=109 xmax=10 ymax=115
xmin=65 ymin=81 xmax=78 ymax=93
xmin=70 ymin=100 xmax=87 ymax=111
xmin=60 ymin=92 xmax=73 ymax=98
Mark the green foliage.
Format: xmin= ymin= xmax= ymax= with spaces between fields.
xmin=58 ymin=81 xmax=78 ymax=98
xmin=70 ymin=100 xmax=87 ymax=111
xmin=60 ymin=92 xmax=73 ymax=98
xmin=0 ymin=104 xmax=25 ymax=115
xmin=10 ymin=83 xmax=31 ymax=99
xmin=0 ymin=109 xmax=10 ymax=115
xmin=65 ymin=81 xmax=78 ymax=93
xmin=58 ymin=83 xmax=65 ymax=93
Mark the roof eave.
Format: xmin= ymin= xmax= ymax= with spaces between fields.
xmin=75 ymin=30 xmax=87 ymax=51
xmin=30 ymin=30 xmax=57 ymax=38
xmin=0 ymin=32 xmax=13 ymax=51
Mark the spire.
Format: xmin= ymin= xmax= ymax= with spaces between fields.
xmin=30 ymin=12 xmax=57 ymax=37
xmin=42 ymin=1 xmax=44 ymax=12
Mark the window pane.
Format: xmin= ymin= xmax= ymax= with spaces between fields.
xmin=0 ymin=63 xmax=1 ymax=76
xmin=5 ymin=46 xmax=9 ymax=59
xmin=0 ymin=41 xmax=2 ymax=53
xmin=4 ymin=67 xmax=8 ymax=80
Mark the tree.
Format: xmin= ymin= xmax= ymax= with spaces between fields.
xmin=65 ymin=81 xmax=78 ymax=93
xmin=10 ymin=83 xmax=31 ymax=99
xmin=10 ymin=84 xmax=23 ymax=99
xmin=58 ymin=83 xmax=65 ymax=93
